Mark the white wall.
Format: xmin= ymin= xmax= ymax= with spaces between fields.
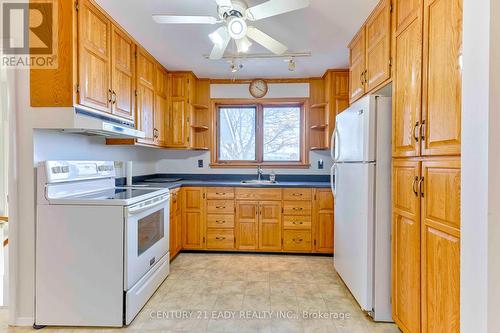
xmin=33 ymin=131 xmax=159 ymax=177
xmin=0 ymin=64 xmax=8 ymax=216
xmin=461 ymin=0 xmax=500 ymax=332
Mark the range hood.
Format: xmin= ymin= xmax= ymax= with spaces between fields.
xmin=33 ymin=107 xmax=145 ymax=139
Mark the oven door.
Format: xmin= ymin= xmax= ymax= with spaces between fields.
xmin=125 ymin=193 xmax=170 ymax=290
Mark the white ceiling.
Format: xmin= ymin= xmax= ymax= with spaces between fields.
xmin=95 ymin=0 xmax=378 ymax=79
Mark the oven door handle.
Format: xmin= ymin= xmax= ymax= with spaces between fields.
xmin=127 ymin=196 xmax=169 ymax=215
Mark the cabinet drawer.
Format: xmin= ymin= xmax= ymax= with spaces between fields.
xmin=207 ymin=214 xmax=235 ymax=228
xmin=207 ymin=187 xmax=235 ymax=200
xmin=283 ymin=230 xmax=312 ymax=251
xmin=206 ymin=229 xmax=235 ymax=249
xmin=235 ymin=188 xmax=282 ymax=201
xmin=283 ymin=201 xmax=312 ymax=215
xmin=283 ymin=188 xmax=312 ymax=201
xmin=283 ymin=216 xmax=312 ymax=230
xmin=207 ymin=200 xmax=234 ymax=214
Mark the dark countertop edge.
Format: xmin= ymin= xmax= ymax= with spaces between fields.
xmin=116 ymin=173 xmax=332 ymax=188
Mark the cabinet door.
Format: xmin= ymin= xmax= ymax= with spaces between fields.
xmin=421 ymin=0 xmax=462 ymax=156
xmin=392 ymin=0 xmax=423 ymax=157
xmin=235 ymin=201 xmax=258 ymax=250
xmin=154 ymin=95 xmax=167 ymax=147
xmin=421 ymin=158 xmax=460 ymax=333
xmin=111 ymin=25 xmax=134 ymax=120
xmin=392 ymin=159 xmax=421 ymax=333
xmin=182 ymin=188 xmax=206 ymax=249
xmin=314 ymin=189 xmax=334 ymax=254
xmin=348 ymin=28 xmax=366 ymax=103
xmin=136 ymin=50 xmax=156 ymax=145
xmin=365 ymin=0 xmax=392 ymax=91
xmin=169 ymin=99 xmax=188 ymax=147
xmin=258 ymin=201 xmax=282 ymax=251
xmin=170 ymin=73 xmax=188 ymax=98
xmin=78 ymin=0 xmax=111 ymax=113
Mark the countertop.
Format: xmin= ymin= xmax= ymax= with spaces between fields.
xmin=118 ymin=173 xmax=332 ymax=189
xmin=132 ymin=180 xmax=331 ymax=189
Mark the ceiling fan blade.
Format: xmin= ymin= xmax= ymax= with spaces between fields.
xmin=209 ymin=27 xmax=231 ymax=60
xmin=215 ymin=0 xmax=233 ymax=10
xmin=152 ymin=15 xmax=219 ymax=24
xmin=246 ymin=0 xmax=310 ymax=21
xmin=246 ymin=26 xmax=288 ymax=55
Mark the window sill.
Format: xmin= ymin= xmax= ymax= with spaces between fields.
xmin=209 ymin=162 xmax=311 ymax=169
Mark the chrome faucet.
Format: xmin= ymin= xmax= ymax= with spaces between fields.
xmin=257 ymin=166 xmax=264 ymax=181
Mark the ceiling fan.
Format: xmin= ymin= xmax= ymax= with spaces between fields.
xmin=152 ymin=0 xmax=310 ymax=60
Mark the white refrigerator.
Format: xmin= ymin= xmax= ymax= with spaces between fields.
xmin=331 ymin=95 xmax=392 ymax=322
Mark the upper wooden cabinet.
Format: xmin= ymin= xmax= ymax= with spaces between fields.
xmin=392 ymin=0 xmax=423 ymax=157
xmin=154 ymin=65 xmax=169 ymax=147
xmin=136 ymin=48 xmax=156 ymax=146
xmin=77 ymin=0 xmax=112 ymax=113
xmin=167 ymin=73 xmax=194 ymax=148
xmin=348 ymin=29 xmax=367 ymax=103
xmin=111 ymin=25 xmax=135 ymax=120
xmin=348 ymin=0 xmax=392 ymax=104
xmin=421 ymin=0 xmax=462 ymax=156
xmin=392 ymin=0 xmax=462 ymax=158
xmin=365 ymin=0 xmax=392 ymax=91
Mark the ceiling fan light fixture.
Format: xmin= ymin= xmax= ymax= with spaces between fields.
xmin=236 ymin=37 xmax=252 ymax=53
xmin=228 ymin=17 xmax=247 ymax=40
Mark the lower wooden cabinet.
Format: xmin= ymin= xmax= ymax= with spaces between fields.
xmin=313 ymin=189 xmax=334 ymax=253
xmin=392 ymin=157 xmax=460 ymax=333
xmin=182 ymin=187 xmax=206 ymax=249
xmin=177 ymin=186 xmax=334 ymax=255
xmin=169 ymin=187 xmax=182 ymax=259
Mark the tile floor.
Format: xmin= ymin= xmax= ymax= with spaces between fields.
xmin=0 ymin=253 xmax=400 ymax=333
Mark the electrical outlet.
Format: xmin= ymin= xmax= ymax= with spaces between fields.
xmin=198 ymin=160 xmax=204 ymax=168
xmin=318 ymin=159 xmax=324 ymax=169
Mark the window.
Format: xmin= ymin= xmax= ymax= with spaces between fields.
xmin=214 ymin=100 xmax=307 ymax=167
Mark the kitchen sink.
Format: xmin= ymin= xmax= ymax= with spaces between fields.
xmin=240 ymin=180 xmax=278 ymax=185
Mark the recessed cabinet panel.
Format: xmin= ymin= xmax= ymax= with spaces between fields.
xmin=236 ymin=201 xmax=258 ymax=250
xmin=259 ymin=201 xmax=281 ymax=250
xmin=111 ymin=26 xmax=134 ymax=119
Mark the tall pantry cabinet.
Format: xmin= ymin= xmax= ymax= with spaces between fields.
xmin=391 ymin=0 xmax=462 ymax=332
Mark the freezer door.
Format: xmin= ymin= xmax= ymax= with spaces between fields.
xmin=334 ymin=96 xmax=375 ymax=162
xmin=334 ymin=162 xmax=375 ymax=312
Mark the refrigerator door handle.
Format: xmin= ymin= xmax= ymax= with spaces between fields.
xmin=332 ymin=127 xmax=340 ymax=162
xmin=331 ymin=127 xmax=336 ymax=160
xmin=331 ymin=163 xmax=337 ymax=198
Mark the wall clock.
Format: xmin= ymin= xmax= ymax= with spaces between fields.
xmin=249 ymin=79 xmax=268 ymax=98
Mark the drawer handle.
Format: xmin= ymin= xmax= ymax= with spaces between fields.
xmin=215 ymin=220 xmax=226 ymax=224
xmin=292 ymin=193 xmax=303 ymax=196
xmin=292 ymin=221 xmax=304 ymax=225
xmin=293 ymin=238 xmax=303 ymax=243
xmin=292 ymin=207 xmax=304 ymax=211
xmin=215 ymin=206 xmax=226 ymax=209
xmin=215 ymin=192 xmax=226 ymax=195
xmin=215 ymin=237 xmax=226 ymax=241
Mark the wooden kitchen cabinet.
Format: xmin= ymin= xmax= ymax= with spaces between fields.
xmin=235 ymin=201 xmax=259 ymax=250
xmin=348 ymin=28 xmax=366 ymax=103
xmin=365 ymin=0 xmax=392 ymax=92
xmin=259 ymin=201 xmax=282 ymax=251
xmin=392 ymin=0 xmax=423 ymax=158
xmin=167 ymin=73 xmax=193 ymax=148
xmin=420 ymin=158 xmax=460 ymax=333
xmin=182 ymin=187 xmax=206 ymax=249
xmin=111 ymin=25 xmax=135 ymax=120
xmin=169 ymin=188 xmax=182 ymax=259
xmin=77 ymin=0 xmax=112 ymax=113
xmin=421 ymin=0 xmax=462 ymax=156
xmin=313 ymin=189 xmax=334 ymax=254
xmin=392 ymin=159 xmax=421 ymax=333
xmin=136 ymin=47 xmax=156 ymax=146
xmin=154 ymin=65 xmax=169 ymax=147
xmin=348 ymin=0 xmax=392 ymax=104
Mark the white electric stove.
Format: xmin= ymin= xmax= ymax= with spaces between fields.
xmin=35 ymin=161 xmax=170 ymax=327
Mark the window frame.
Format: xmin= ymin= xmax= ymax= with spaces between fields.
xmin=211 ymin=98 xmax=309 ymax=168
